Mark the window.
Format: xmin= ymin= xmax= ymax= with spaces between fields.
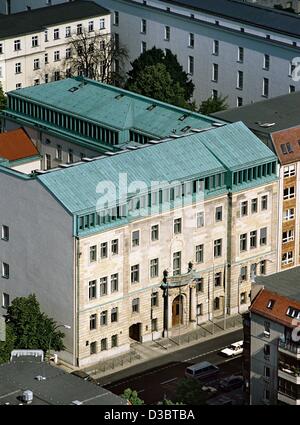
xmin=197 ymin=211 xmax=204 ymax=228
xmin=241 ymin=201 xmax=248 ymax=216
xmin=15 ymin=63 xmax=21 ymax=74
xmin=90 ymin=314 xmax=97 ymax=330
xmin=151 ymin=318 xmax=158 ymax=332
xmin=283 ymin=208 xmax=295 ymax=221
xmin=173 ymin=251 xmax=181 ymax=276
xmin=151 ymin=225 xmax=159 ymax=241
xmin=54 ymin=51 xmax=60 ymax=62
xmin=111 ymin=273 xmax=118 ymax=293
xmin=261 ymin=195 xmax=268 ymax=210
xmin=76 ymin=23 xmax=83 ymax=35
xmin=131 ymin=264 xmax=140 ymax=283
xmin=188 ymin=56 xmax=194 ymax=75
xmin=197 ymin=304 xmax=203 ymax=316
xmin=150 ymin=258 xmax=159 ymax=278
xmin=90 ymin=341 xmax=97 ymax=355
xmin=251 ymin=198 xmax=258 ymax=214
xmin=214 ymin=239 xmax=222 ymax=257
xmin=212 ymin=89 xmax=218 ymax=100
xmin=214 ymin=272 xmax=222 ymax=287
xmin=290 ymin=85 xmax=296 ymax=93
xmin=214 ymin=297 xmax=220 ymax=310
xmin=141 ymin=19 xmax=146 ymax=33
xmin=240 ymin=233 xmax=247 ymax=252
xmin=111 ymin=334 xmax=118 ymax=348
xmin=32 ymin=36 xmax=38 ymax=47
xmin=263 ymin=78 xmax=269 ymax=97
xmin=284 ymin=164 xmax=296 ymax=177
xmin=100 ymin=242 xmax=108 ymax=259
xmin=2 ymin=263 xmax=9 ymax=279
xmin=282 ymin=251 xmax=294 ymax=265
xmin=189 ymin=33 xmax=194 ymax=48
xmin=87 ymin=20 xmax=94 ymax=33
xmin=101 ymin=338 xmax=107 ymax=351
xmin=213 ymin=40 xmax=219 ymax=55
xmin=240 ymin=266 xmax=247 ymax=281
xmin=89 ymin=245 xmax=97 ymax=263
xmin=56 ymin=144 xmax=62 ymax=161
xmin=164 ymin=26 xmax=170 ymax=41
xmin=54 ymin=71 xmax=60 ymax=81
xmin=114 ymin=11 xmax=119 ymax=26
xmin=260 ymin=227 xmax=267 ymax=246
xmin=238 ymin=47 xmax=244 ymax=62
xmin=283 ymin=187 xmax=295 ymax=200
xmin=34 ymin=79 xmax=40 ymax=87
xmin=151 ymin=292 xmax=159 ymax=307
xmin=45 ymin=153 xmax=51 ymax=170
xmin=16 ymin=83 xmax=22 ymax=89
xmin=237 ymin=97 xmax=243 ymax=107
xmin=264 ymin=344 xmax=270 ymax=356
xmin=132 ymin=230 xmax=140 ymax=247
xmin=237 ymin=71 xmax=243 ymax=89
xmin=195 ymin=278 xmax=204 ymax=292
xmin=212 ymin=63 xmax=218 ymax=82
xmin=33 ymin=58 xmax=40 ymax=70
xmin=65 ymin=26 xmax=71 ymax=38
xmin=111 ymin=239 xmax=119 ymax=255
xmin=111 ymin=307 xmax=118 ymax=322
xmin=100 ymin=277 xmax=108 ymax=296
xmin=53 ymin=29 xmax=60 ymax=40
xmin=240 ymin=292 xmax=247 ymax=305
xmin=14 ymin=40 xmax=21 ymax=51
xmin=44 ymin=53 xmax=49 ymax=64
xmin=65 ymin=47 xmax=72 ymax=59
xmin=195 ymin=244 xmax=204 ymax=263
xmin=1 ymin=225 xmax=9 ymax=241
xmin=263 ymin=54 xmax=270 ymax=70
xmin=99 ymin=18 xmax=105 ymax=30
xmin=0 ymin=44 xmax=3 ymax=54
xmin=250 ymin=231 xmax=257 ymax=249
xmin=264 ymin=321 xmax=270 ymax=337
xmin=215 ymin=206 xmax=222 ymax=222
xmin=141 ymin=41 xmax=147 ymax=54
xmin=132 ymin=298 xmax=139 ymax=313
xmin=2 ymin=293 xmax=9 ymax=309
xmin=282 ymin=229 xmax=294 ymax=243
xmin=88 ymin=280 xmax=97 ymax=300
xmin=174 ymin=218 xmax=182 ymax=234
xmin=100 ymin=310 xmax=107 ymax=326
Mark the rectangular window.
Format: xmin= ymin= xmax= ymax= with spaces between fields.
xmin=240 ymin=292 xmax=247 ymax=305
xmin=214 ymin=239 xmax=222 ymax=258
xmin=150 ymin=258 xmax=159 ymax=278
xmin=53 ymin=29 xmax=60 ymax=40
xmin=114 ymin=11 xmax=119 ymax=26
xmin=290 ymin=85 xmax=296 ymax=93
xmin=32 ymin=36 xmax=38 ymax=48
xmin=111 ymin=334 xmax=118 ymax=347
xmin=1 ymin=225 xmax=9 ymax=241
xmin=141 ymin=19 xmax=146 ymax=33
xmin=54 ymin=51 xmax=60 ymax=62
xmin=111 ymin=273 xmax=118 ymax=293
xmin=89 ymin=245 xmax=97 ymax=262
xmin=240 ymin=233 xmax=247 ymax=252
xmin=132 ymin=298 xmax=139 ymax=313
xmin=65 ymin=26 xmax=71 ymax=38
xmin=250 ymin=230 xmax=257 ymax=249
xmin=237 ymin=97 xmax=243 ymax=107
xmin=214 ymin=272 xmax=222 ymax=287
xmin=195 ymin=244 xmax=204 ymax=263
xmin=260 ymin=260 xmax=266 ymax=275
xmin=111 ymin=307 xmax=118 ymax=322
xmin=131 ymin=264 xmax=140 ymax=284
xmin=260 ymin=227 xmax=267 ymax=246
xmin=76 ymin=24 xmax=83 ymax=35
xmin=88 ymin=280 xmax=97 ymax=300
xmin=240 ymin=266 xmax=247 ymax=281
xmin=100 ymin=277 xmax=108 ymax=296
xmin=197 ymin=304 xmax=203 ymax=316
xmin=100 ymin=18 xmax=105 ymax=30
xmin=261 ymin=195 xmax=268 ymax=210
xmin=0 ymin=43 xmax=3 ymax=54
xmin=283 ymin=208 xmax=295 ymax=221
xmin=264 ymin=344 xmax=270 ymax=356
xmin=173 ymin=251 xmax=181 ymax=276
xmin=2 ymin=263 xmax=9 ymax=279
xmin=101 ymin=338 xmax=107 ymax=351
xmin=263 ymin=54 xmax=270 ymax=70
xmin=195 ymin=278 xmax=204 ymax=292
xmin=263 ymin=78 xmax=269 ymax=97
xmin=2 ymin=293 xmax=9 ymax=309
xmin=196 ymin=211 xmax=204 ymax=228
xmin=251 ymin=198 xmax=258 ymax=214
xmin=212 ymin=63 xmax=218 ymax=82
xmin=215 ymin=206 xmax=222 ymax=222
xmin=15 ymin=63 xmax=21 ymax=74
xmin=241 ymin=201 xmax=248 ymax=216
xmin=151 ymin=292 xmax=159 ymax=307
xmin=100 ymin=310 xmax=107 ymax=326
xmin=14 ymin=40 xmax=21 ymax=51
xmin=174 ymin=218 xmax=182 ymax=234
xmin=213 ymin=40 xmax=219 ymax=55
xmin=141 ymin=41 xmax=147 ymax=54
xmin=151 ymin=318 xmax=158 ymax=332
xmin=100 ymin=242 xmax=108 ymax=259
xmin=189 ymin=33 xmax=194 ymax=48
xmin=188 ymin=56 xmax=194 ymax=75
xmin=237 ymin=71 xmax=243 ymax=89
xmin=132 ymin=230 xmax=140 ymax=247
xmin=111 ymin=239 xmax=119 ymax=255
xmin=90 ymin=314 xmax=97 ymax=330
xmin=90 ymin=341 xmax=97 ymax=355
xmin=282 ymin=229 xmax=294 ymax=243
xmin=164 ymin=26 xmax=170 ymax=41
xmin=151 ymin=224 xmax=159 ymax=241
xmin=238 ymin=46 xmax=244 ymax=62
xmin=284 ymin=164 xmax=296 ymax=177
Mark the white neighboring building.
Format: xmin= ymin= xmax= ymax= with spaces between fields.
xmin=0 ymin=1 xmax=111 ymax=92
xmin=0 ymin=0 xmax=70 ymax=15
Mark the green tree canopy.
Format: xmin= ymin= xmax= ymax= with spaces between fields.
xmin=199 ymin=94 xmax=228 ymax=115
xmin=0 ymin=83 xmax=6 ymax=113
xmin=126 ymin=63 xmax=188 ymax=108
xmin=0 ymin=323 xmax=16 ymax=364
xmin=2 ymin=294 xmax=65 ymax=358
xmin=126 ymin=47 xmax=194 ymax=103
xmin=174 ymin=378 xmax=209 ymax=405
xmin=121 ymin=388 xmax=144 ymax=405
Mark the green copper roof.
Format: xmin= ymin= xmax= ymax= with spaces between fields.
xmin=36 ymin=122 xmax=277 ymax=214
xmin=9 ymin=77 xmax=222 ymax=139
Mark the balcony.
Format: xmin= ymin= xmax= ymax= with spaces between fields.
xmin=278 ymin=340 xmax=300 ymax=358
xmin=278 ymin=367 xmax=300 ymax=384
xmin=278 ymin=391 xmax=300 ymax=405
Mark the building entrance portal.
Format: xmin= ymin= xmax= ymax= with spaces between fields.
xmin=129 ymin=323 xmax=142 ymax=342
xmin=172 ymin=295 xmax=184 ymax=327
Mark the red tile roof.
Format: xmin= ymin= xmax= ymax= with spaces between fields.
xmin=250 ymin=288 xmax=300 ymax=328
xmin=0 ymin=129 xmax=39 ymax=161
xmin=272 ymin=127 xmax=300 ymax=165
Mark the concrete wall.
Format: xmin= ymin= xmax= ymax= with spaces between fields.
xmin=10 ymin=157 xmax=41 ymax=174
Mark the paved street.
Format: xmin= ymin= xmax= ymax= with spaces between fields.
xmin=100 ymin=329 xmax=243 ymax=404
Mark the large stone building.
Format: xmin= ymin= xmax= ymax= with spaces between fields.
xmin=0 ymin=78 xmax=279 ymax=366
xmin=91 ymin=0 xmax=300 ymax=107
xmin=248 ymin=267 xmax=300 ymax=405
xmin=0 ymin=1 xmax=110 ymax=92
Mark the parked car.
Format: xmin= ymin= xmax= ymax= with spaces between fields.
xmin=70 ymin=370 xmax=98 ymax=385
xmin=219 ymin=375 xmax=244 ymax=392
xmin=220 ymin=340 xmax=243 ymax=357
xmin=185 ymin=361 xmax=219 ymax=380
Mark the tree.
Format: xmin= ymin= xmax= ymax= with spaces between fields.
xmin=0 ymin=324 xmax=16 ymax=364
xmin=126 ymin=47 xmax=194 ymax=103
xmin=127 ymin=63 xmax=187 ymax=107
xmin=64 ymin=30 xmax=128 ymax=86
xmin=5 ymin=294 xmax=65 ymax=355
xmin=199 ymin=94 xmax=228 ymax=115
xmin=0 ymin=83 xmax=6 ymax=111
xmin=174 ymin=378 xmax=209 ymax=405
xmin=121 ymin=388 xmax=144 ymax=405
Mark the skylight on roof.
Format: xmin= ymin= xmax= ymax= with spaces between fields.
xmin=68 ymin=87 xmax=79 ymax=93
xmin=281 ymin=144 xmax=288 ymax=155
xmin=179 ymin=114 xmax=188 ymax=121
xmin=181 ymin=126 xmax=192 ymax=133
xmin=115 ymin=94 xmax=124 ymax=100
xmin=147 ymin=104 xmax=156 ymax=111
xmin=267 ymin=299 xmax=275 ymax=310
xmin=286 ymin=306 xmax=300 ymax=318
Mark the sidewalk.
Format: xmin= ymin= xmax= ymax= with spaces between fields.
xmin=84 ymin=314 xmax=243 ymax=380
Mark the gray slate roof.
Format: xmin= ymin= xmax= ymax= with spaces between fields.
xmin=0 ymin=359 xmax=126 ymax=405
xmin=0 ymin=1 xmax=110 ymax=39
xmin=162 ymin=0 xmax=300 ymax=38
xmin=256 ymin=266 xmax=300 ymax=303
xmin=212 ymin=92 xmax=300 ymax=136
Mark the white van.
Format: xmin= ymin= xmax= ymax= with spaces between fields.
xmin=185 ymin=361 xmax=219 ymax=380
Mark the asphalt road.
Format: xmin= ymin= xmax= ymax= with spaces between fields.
xmin=100 ymin=329 xmax=243 ymax=404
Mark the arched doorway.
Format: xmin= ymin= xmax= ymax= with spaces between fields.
xmin=172 ymin=295 xmax=184 ymax=327
xmin=129 ymin=323 xmax=142 ymax=342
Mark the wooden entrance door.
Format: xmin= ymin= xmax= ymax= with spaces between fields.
xmin=172 ymin=295 xmax=183 ymax=327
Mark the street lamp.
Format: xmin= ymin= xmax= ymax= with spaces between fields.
xmin=48 ymin=324 xmax=71 ymax=362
